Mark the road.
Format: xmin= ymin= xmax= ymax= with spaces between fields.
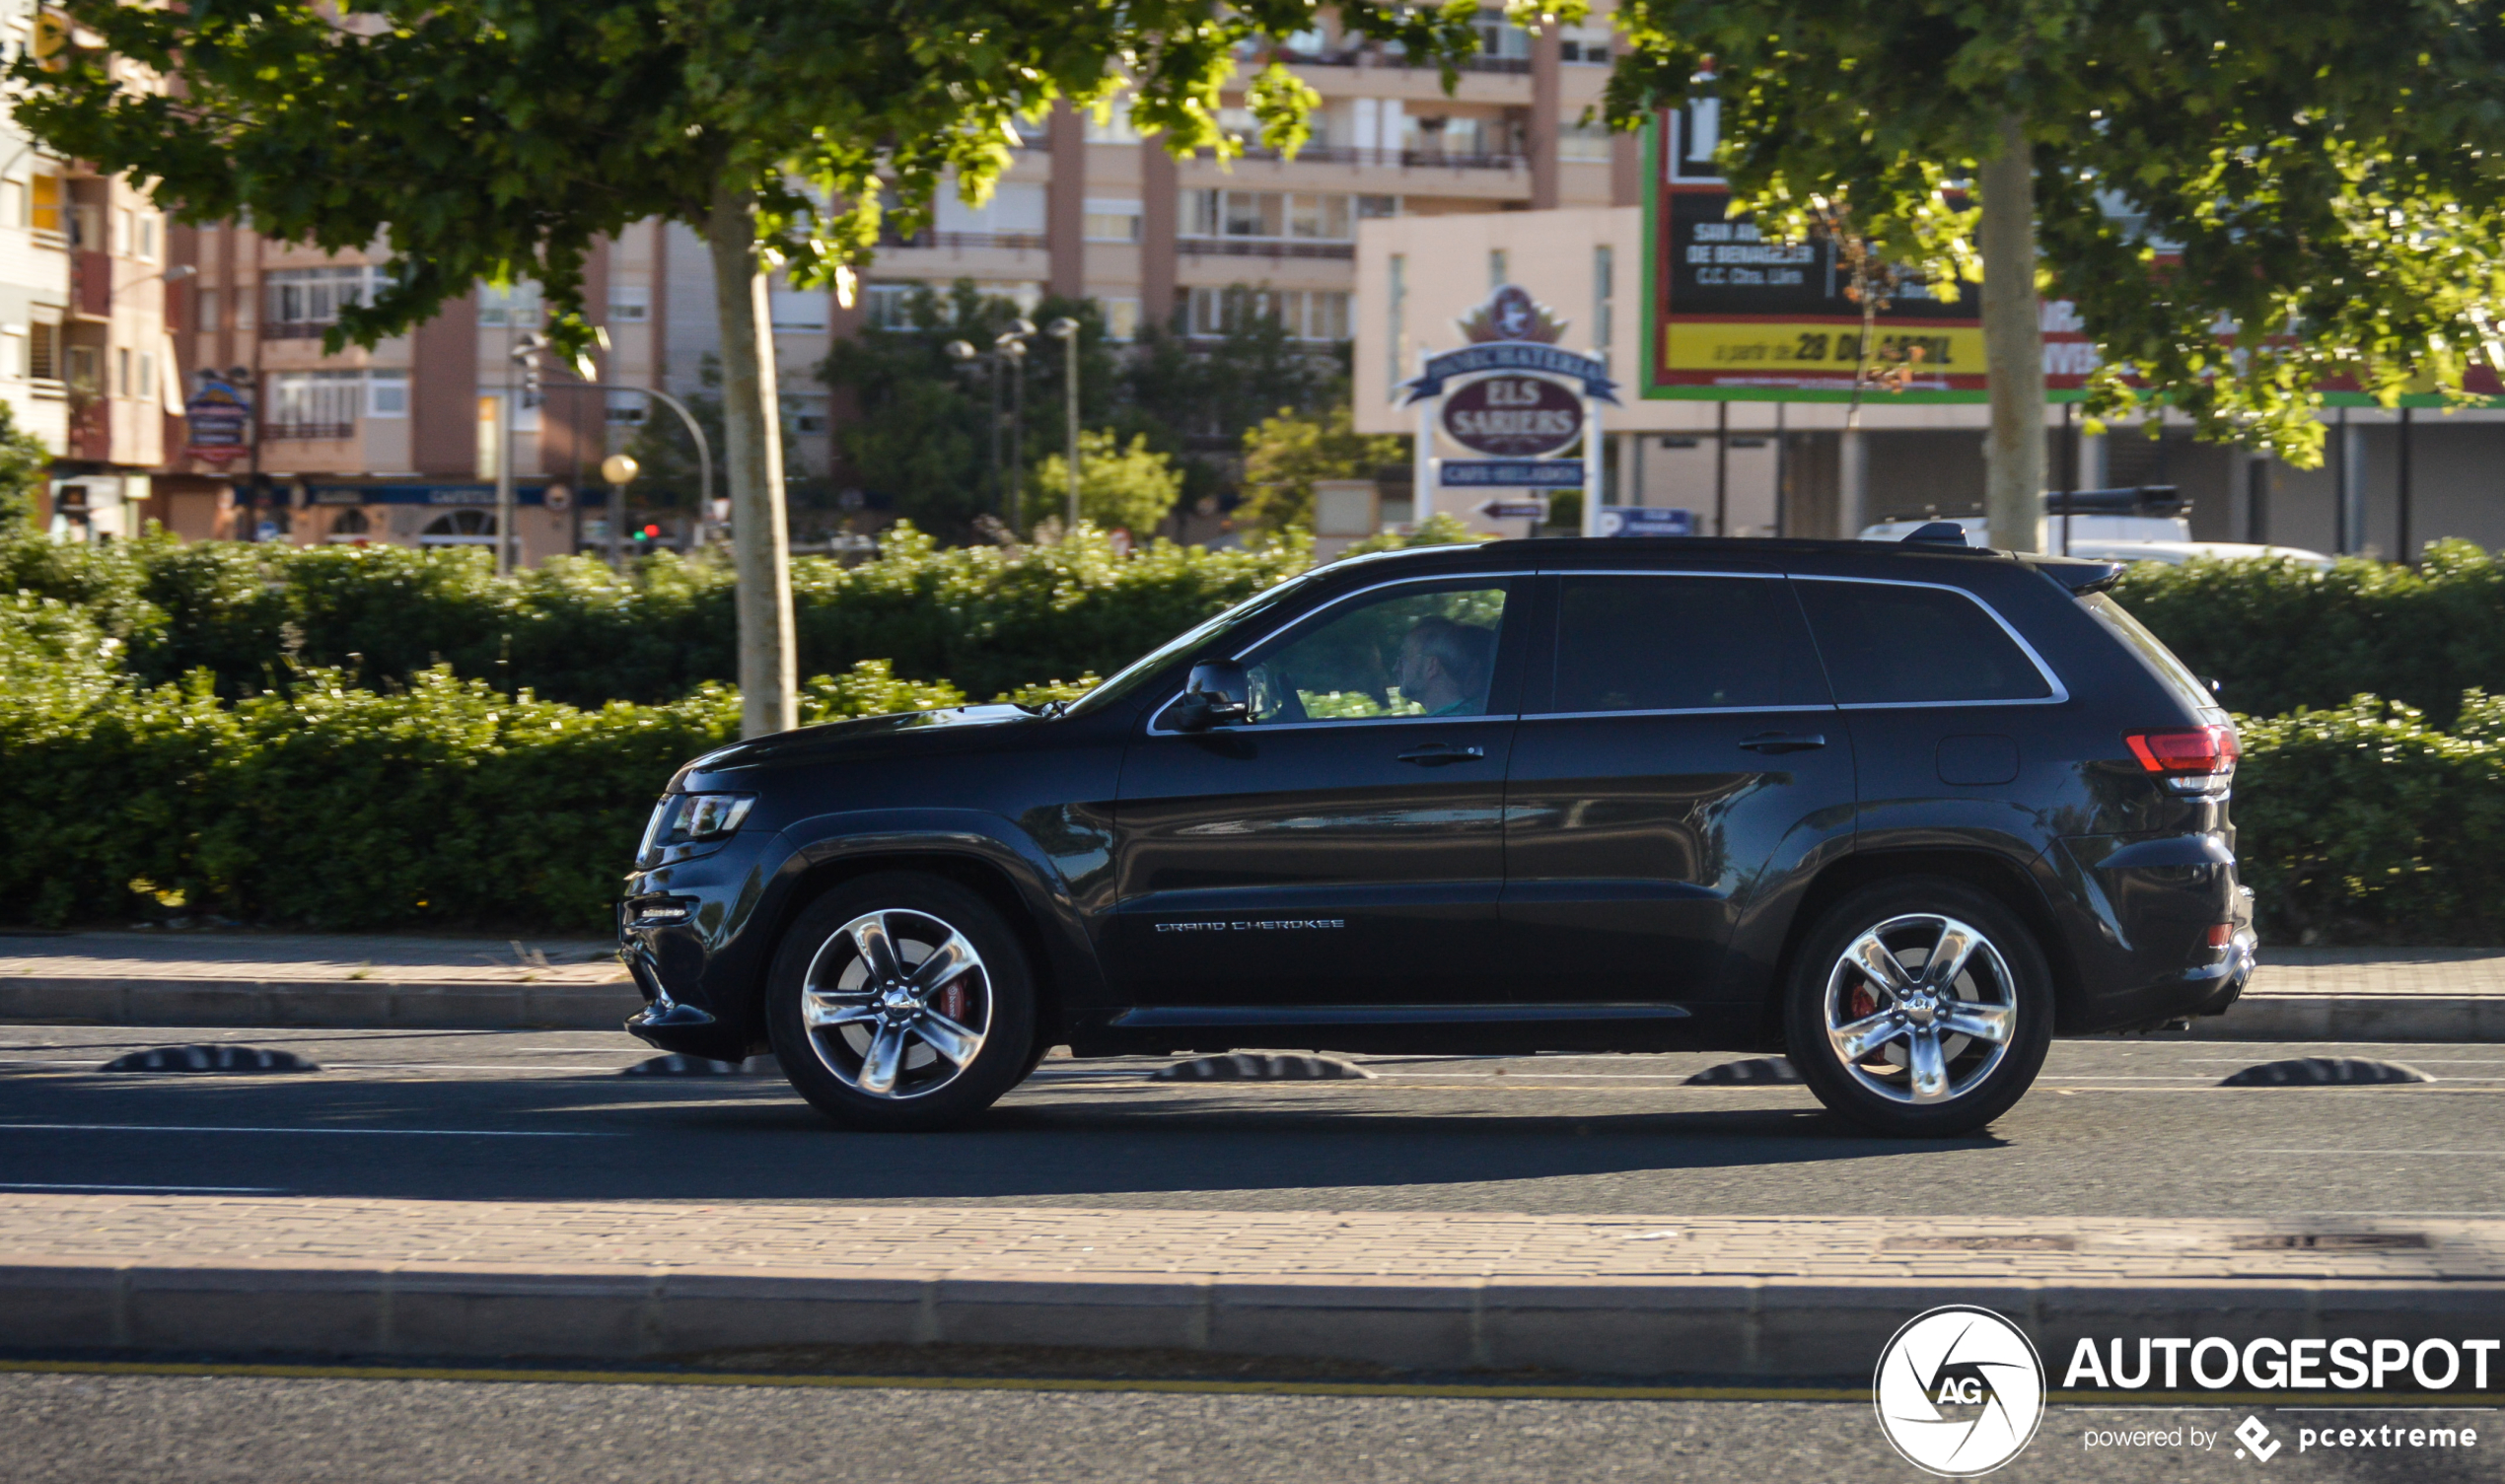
xmin=0 ymin=1370 xmax=2487 ymax=1483
xmin=0 ymin=1028 xmax=2495 ymax=1218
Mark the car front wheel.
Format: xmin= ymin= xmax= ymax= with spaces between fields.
xmin=765 ymin=872 xmax=1037 ymax=1132
xmin=1783 ymin=878 xmax=2053 ymax=1137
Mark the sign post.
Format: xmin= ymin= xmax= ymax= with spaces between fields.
xmin=1400 ymin=286 xmax=1618 ymax=536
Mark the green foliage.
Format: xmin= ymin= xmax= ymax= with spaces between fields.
xmin=1026 ymin=431 xmax=1184 ymax=535
xmin=0 ymin=524 xmax=1301 ymax=711
xmin=2235 ymin=693 xmax=2505 ymax=945
xmin=0 ymin=401 xmax=50 ymax=533
xmin=1604 ymin=1 xmax=2505 ymax=463
xmin=1237 ymin=405 xmax=1406 ymax=532
xmin=2107 ymin=541 xmax=2505 ymax=727
xmin=1337 ymin=512 xmax=1493 ymax=560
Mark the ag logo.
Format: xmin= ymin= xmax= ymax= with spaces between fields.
xmin=1873 ymin=1306 xmax=2046 ymax=1477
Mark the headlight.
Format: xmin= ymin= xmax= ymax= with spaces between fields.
xmin=638 ymin=792 xmax=756 ymax=861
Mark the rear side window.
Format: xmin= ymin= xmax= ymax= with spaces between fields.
xmin=1793 ymin=579 xmax=2054 ymax=705
xmin=2078 ymin=592 xmax=2221 ymax=717
xmin=1550 ymin=575 xmax=1829 ymax=712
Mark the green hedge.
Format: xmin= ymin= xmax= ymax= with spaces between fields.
xmin=2110 ymin=540 xmax=2505 ymax=727
xmin=2233 ymin=692 xmax=2505 ymax=945
xmin=0 ymin=594 xmax=972 ymax=931
xmin=0 ymin=526 xmax=1303 ymax=709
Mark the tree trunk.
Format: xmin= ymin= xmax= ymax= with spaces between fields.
xmin=1978 ymin=111 xmax=2045 ymax=553
xmin=702 ymin=180 xmax=797 ymax=738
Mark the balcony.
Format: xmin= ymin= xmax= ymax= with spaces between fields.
xmin=879 ymin=230 xmax=1049 ymax=251
xmin=1265 ymin=47 xmax=1532 ymax=75
xmin=265 ymin=421 xmax=355 ymax=442
xmin=70 ymin=249 xmax=111 ymax=322
xmin=68 ymin=396 xmax=107 ymax=461
xmin=262 ymin=321 xmax=337 ymax=341
xmin=1178 ymin=238 xmax=1356 ymax=260
xmin=1232 ymin=144 xmax=1526 ymax=172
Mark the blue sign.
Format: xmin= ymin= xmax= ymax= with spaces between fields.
xmin=1402 ymin=343 xmax=1620 ymax=405
xmin=1441 ymin=459 xmax=1586 ymax=488
xmin=1600 ymin=506 xmax=1696 ymax=537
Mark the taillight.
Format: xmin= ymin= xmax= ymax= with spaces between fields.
xmin=2125 ymin=725 xmax=2240 ymax=793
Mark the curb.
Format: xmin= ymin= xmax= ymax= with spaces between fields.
xmin=0 ymin=979 xmax=641 ymax=1031
xmin=1 ymin=978 xmax=2499 ymax=1041
xmin=4 ymin=1258 xmax=2502 ymax=1376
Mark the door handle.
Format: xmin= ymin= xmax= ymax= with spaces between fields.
xmin=1740 ymin=732 xmax=1826 ymax=754
xmin=1396 ymin=743 xmax=1486 ymax=766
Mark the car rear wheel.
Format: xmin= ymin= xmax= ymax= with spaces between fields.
xmin=1783 ymin=878 xmax=2053 ymax=1137
xmin=765 ymin=872 xmax=1037 ymax=1132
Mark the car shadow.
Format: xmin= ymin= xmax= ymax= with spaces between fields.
xmin=0 ymin=1069 xmax=2008 ymax=1205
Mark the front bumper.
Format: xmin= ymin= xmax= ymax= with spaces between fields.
xmin=615 ymin=829 xmax=785 ymax=1060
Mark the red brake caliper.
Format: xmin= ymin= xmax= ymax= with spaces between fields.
xmin=940 ymin=982 xmax=968 ymax=1023
xmin=1848 ymin=983 xmax=1878 ymax=1021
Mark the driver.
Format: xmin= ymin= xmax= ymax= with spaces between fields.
xmin=1395 ymin=617 xmax=1494 ymax=717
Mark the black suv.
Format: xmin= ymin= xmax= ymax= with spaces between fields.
xmin=620 ymin=533 xmax=2254 ymax=1136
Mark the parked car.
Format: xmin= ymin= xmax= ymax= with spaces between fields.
xmin=620 ymin=528 xmax=2254 ymax=1137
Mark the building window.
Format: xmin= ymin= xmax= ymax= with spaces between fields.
xmin=606 ymin=389 xmax=648 ymax=425
xmin=196 ymin=287 xmax=219 ymax=333
xmin=27 ymin=175 xmax=59 ymax=239
xmin=1471 ymin=8 xmax=1533 ymax=60
xmin=1593 ymin=245 xmax=1613 ymax=353
xmin=327 ymin=507 xmax=372 ymax=541
xmin=113 ymin=208 xmax=131 ymax=256
xmin=1083 ymin=198 xmax=1143 ymax=243
xmin=1181 ymin=190 xmax=1354 ymax=242
xmin=116 ymin=347 xmax=130 ymax=396
xmin=136 ymin=213 xmax=156 ymax=261
xmin=419 ymin=509 xmax=496 ymax=546
xmin=66 ymin=344 xmax=96 ymax=392
xmin=788 ymin=393 xmax=830 ymax=435
xmin=862 ymin=282 xmax=918 ymax=329
xmin=477 ymin=280 xmax=542 ymax=328
xmin=1357 ymin=195 xmax=1398 ymax=219
xmin=0 ymin=180 xmax=21 ymax=229
xmin=607 ymin=284 xmax=650 ymax=323
xmin=1102 ymin=297 xmax=1141 ymax=342
xmin=267 ymin=371 xmax=363 ymax=439
xmin=769 ymin=287 xmax=828 ymax=332
xmin=138 ymin=351 xmax=153 ymax=399
xmin=1489 ymin=249 xmax=1508 ymax=289
xmin=1559 ymin=113 xmax=1614 ymax=162
xmin=266 ymin=266 xmax=384 ymax=337
xmin=932 ymin=180 xmax=1046 ymax=243
xmin=366 ymin=371 xmax=408 ymax=418
xmin=1185 ymin=287 xmax=1350 ymax=341
xmin=1083 ymin=109 xmax=1141 ymax=145
xmin=29 ymin=320 xmax=58 ymax=383
xmin=1559 ymin=23 xmax=1612 ymax=63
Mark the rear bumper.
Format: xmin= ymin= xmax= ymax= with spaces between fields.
xmin=2049 ymin=834 xmax=2254 ymax=1033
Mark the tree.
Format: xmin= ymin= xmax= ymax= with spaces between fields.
xmin=1025 ymin=430 xmax=1183 ymax=535
xmin=1121 ymin=306 xmax=1350 ymax=510
xmin=1606 ymin=2 xmax=2505 ymax=552
xmin=0 ymin=402 xmax=52 ymax=534
xmin=17 ymin=0 xmax=1492 ymax=735
xmin=1237 ymin=405 xmax=1406 ymax=532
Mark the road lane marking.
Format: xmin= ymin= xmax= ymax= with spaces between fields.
xmin=0 ymin=1123 xmax=623 ymax=1138
xmin=0 ymin=1181 xmax=287 ymax=1193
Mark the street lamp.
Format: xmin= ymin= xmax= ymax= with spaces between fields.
xmin=997 ymin=323 xmax=1031 ymax=539
xmin=1045 ymin=317 xmax=1081 ymax=532
xmin=600 ymin=453 xmax=639 ymax=572
xmin=946 ymin=318 xmax=1037 ymax=537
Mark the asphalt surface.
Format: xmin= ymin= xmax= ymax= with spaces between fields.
xmin=0 ymin=1028 xmax=2496 ymax=1217
xmin=1 ymin=1371 xmax=2491 ymax=1483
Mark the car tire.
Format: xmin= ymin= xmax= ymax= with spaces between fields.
xmin=1783 ymin=877 xmax=2053 ymax=1138
xmin=765 ymin=872 xmax=1038 ymax=1133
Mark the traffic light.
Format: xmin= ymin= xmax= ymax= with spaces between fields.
xmin=633 ymin=523 xmax=660 ymax=544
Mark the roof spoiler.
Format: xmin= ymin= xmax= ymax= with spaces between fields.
xmin=2031 ymin=556 xmax=2130 ymax=595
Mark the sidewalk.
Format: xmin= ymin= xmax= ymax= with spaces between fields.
xmin=3 ymin=933 xmax=2504 ymax=1040
xmin=5 ymin=1196 xmax=2499 ymax=1376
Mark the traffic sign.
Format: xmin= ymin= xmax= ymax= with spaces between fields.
xmin=1440 ymin=459 xmax=1585 ymax=488
xmin=1599 ymin=506 xmax=1695 ymax=537
xmin=1475 ymin=498 xmax=1549 ymax=521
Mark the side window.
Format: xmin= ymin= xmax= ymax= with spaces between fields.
xmin=1549 ymin=576 xmax=1829 ymax=713
xmin=1793 ymin=580 xmax=2054 ymax=704
xmin=1244 ymin=583 xmax=1510 ymax=724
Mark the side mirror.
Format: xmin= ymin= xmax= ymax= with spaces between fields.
xmin=1171 ymin=659 xmax=1251 ymax=732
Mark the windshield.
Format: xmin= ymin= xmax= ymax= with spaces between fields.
xmin=1063 ymin=565 xmax=1334 ymax=717
xmin=2078 ymin=592 xmax=2221 ymax=718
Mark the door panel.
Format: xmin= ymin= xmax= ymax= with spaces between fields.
xmin=1503 ymin=574 xmax=1855 ymax=1003
xmin=1109 ymin=578 xmax=1523 ymax=1007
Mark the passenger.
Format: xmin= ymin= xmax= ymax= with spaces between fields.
xmin=1396 ymin=616 xmax=1494 ymax=716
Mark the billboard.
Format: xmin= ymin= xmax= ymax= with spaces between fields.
xmin=1644 ymin=104 xmax=2095 ymax=405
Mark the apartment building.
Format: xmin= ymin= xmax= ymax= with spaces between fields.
xmin=143 ymin=7 xmax=1637 ymax=556
xmin=0 ymin=0 xmax=173 ymax=541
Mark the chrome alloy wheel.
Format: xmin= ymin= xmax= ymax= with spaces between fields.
xmin=800 ymin=908 xmax=991 ymax=1099
xmin=1822 ymin=913 xmax=2018 ymax=1105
